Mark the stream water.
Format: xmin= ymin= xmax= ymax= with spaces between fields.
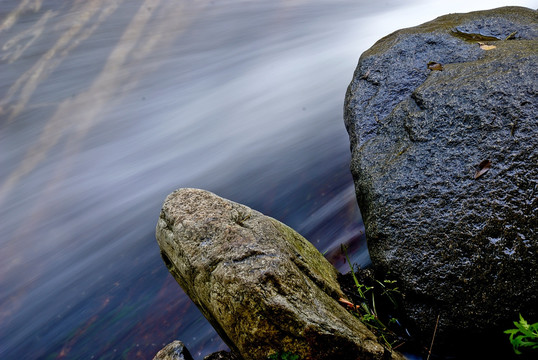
xmin=1 ymin=1 xmax=534 ymax=359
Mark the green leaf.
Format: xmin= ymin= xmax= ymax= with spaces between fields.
xmin=505 ymin=314 xmax=538 ymax=355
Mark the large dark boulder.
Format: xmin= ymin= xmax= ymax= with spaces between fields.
xmin=156 ymin=188 xmax=404 ymax=360
xmin=344 ymin=6 xmax=537 ymax=354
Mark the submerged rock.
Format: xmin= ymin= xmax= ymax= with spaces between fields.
xmin=156 ymin=188 xmax=404 ymax=360
xmin=344 ymin=5 xmax=537 ymax=353
xmin=153 ymin=340 xmax=194 ymax=360
xmin=203 ymin=351 xmax=240 ymax=360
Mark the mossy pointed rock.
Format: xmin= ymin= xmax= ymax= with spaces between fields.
xmin=344 ymin=6 xmax=538 ymax=355
xmin=156 ymin=188 xmax=404 ymax=360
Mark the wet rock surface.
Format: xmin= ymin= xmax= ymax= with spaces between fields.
xmin=344 ymin=6 xmax=538 ymax=353
xmin=156 ymin=188 xmax=404 ymax=360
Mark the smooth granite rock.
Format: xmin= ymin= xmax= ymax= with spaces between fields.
xmin=344 ymin=6 xmax=537 ymax=353
xmin=156 ymin=188 xmax=404 ymax=360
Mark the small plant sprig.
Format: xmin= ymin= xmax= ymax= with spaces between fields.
xmin=340 ymin=245 xmax=403 ymax=349
xmin=267 ymin=352 xmax=300 ymax=360
xmin=504 ymin=314 xmax=538 ymax=355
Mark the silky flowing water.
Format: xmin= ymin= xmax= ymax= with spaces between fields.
xmin=0 ymin=1 xmax=533 ymax=359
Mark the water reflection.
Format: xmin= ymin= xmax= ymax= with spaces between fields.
xmin=0 ymin=0 xmax=533 ymax=359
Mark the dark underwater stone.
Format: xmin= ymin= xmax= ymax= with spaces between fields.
xmin=153 ymin=340 xmax=194 ymax=360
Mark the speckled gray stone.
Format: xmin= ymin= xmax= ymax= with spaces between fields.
xmin=156 ymin=188 xmax=404 ymax=360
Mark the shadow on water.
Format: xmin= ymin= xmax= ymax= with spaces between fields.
xmin=0 ymin=0 xmax=532 ymax=358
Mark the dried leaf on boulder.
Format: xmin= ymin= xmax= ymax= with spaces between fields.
xmin=451 ymin=28 xmax=501 ymax=41
xmin=478 ymin=42 xmax=497 ymax=50
xmin=505 ymin=31 xmax=517 ymax=40
xmin=427 ymin=61 xmax=443 ymax=71
xmin=474 ymin=159 xmax=492 ymax=179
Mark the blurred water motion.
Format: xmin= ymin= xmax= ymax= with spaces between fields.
xmin=0 ymin=0 xmax=534 ymax=359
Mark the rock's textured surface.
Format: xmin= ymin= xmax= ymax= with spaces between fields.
xmin=344 ymin=6 xmax=538 ymax=350
xmin=153 ymin=340 xmax=194 ymax=360
xmin=156 ymin=188 xmax=404 ymax=360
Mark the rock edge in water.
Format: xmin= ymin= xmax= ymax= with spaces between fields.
xmin=153 ymin=340 xmax=194 ymax=360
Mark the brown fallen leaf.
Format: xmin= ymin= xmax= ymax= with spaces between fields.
xmin=427 ymin=61 xmax=443 ymax=71
xmin=474 ymin=159 xmax=492 ymax=179
xmin=478 ymin=42 xmax=497 ymax=51
xmin=338 ymin=298 xmax=361 ymax=312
